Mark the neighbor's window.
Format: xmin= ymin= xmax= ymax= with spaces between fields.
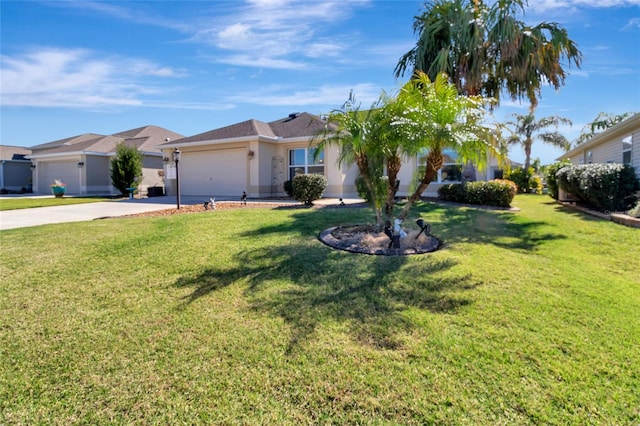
xmin=416 ymin=148 xmax=462 ymax=183
xmin=587 ymin=151 xmax=593 ymax=164
xmin=622 ymin=135 xmax=632 ymax=165
xmin=288 ymin=148 xmax=324 ymax=180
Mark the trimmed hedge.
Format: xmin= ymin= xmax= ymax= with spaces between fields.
xmin=292 ymin=174 xmax=327 ymax=205
xmin=556 ymin=163 xmax=639 ymax=212
xmin=438 ymin=179 xmax=517 ymax=208
xmin=545 ymin=160 xmax=572 ymax=200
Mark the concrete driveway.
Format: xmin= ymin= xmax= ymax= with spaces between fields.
xmin=0 ymin=196 xmax=204 ymax=231
xmin=0 ymin=195 xmax=360 ymax=231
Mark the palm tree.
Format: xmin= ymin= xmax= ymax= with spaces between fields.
xmin=312 ymin=97 xmax=388 ymax=227
xmin=505 ymin=113 xmax=571 ymax=172
xmin=395 ymin=0 xmax=582 ymax=109
xmin=396 ymin=71 xmax=496 ymax=220
xmin=574 ymin=112 xmax=637 ymax=145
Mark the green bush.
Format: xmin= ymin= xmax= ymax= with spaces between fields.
xmin=292 ymin=174 xmax=327 ymax=205
xmin=556 ymin=164 xmax=640 ymax=212
xmin=545 ymin=160 xmax=572 ymax=200
xmin=628 ymin=202 xmax=640 ymax=218
xmin=437 ymin=183 xmax=466 ymax=203
xmin=438 ymin=179 xmax=517 ymax=207
xmin=283 ymin=180 xmax=293 ymax=197
xmin=505 ymin=167 xmax=540 ymax=194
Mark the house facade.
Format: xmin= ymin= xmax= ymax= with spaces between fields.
xmin=160 ymin=112 xmax=506 ymax=200
xmin=0 ymin=145 xmax=33 ymax=193
xmin=28 ymin=126 xmax=184 ymax=196
xmin=558 ymin=113 xmax=640 ymax=178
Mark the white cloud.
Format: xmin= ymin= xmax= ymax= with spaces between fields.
xmin=0 ymin=48 xmax=186 ymax=108
xmin=623 ymin=17 xmax=640 ymax=29
xmin=191 ymin=0 xmax=369 ymax=69
xmin=225 ymin=83 xmax=382 ymax=107
xmin=530 ymin=0 xmax=640 ymax=13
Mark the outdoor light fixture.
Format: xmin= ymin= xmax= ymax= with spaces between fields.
xmin=173 ymin=147 xmax=181 ymax=209
xmin=163 ymin=157 xmax=170 ymax=162
xmin=30 ymin=163 xmax=36 ymax=169
xmin=77 ymin=161 xmax=84 ymax=168
xmin=247 ymin=150 xmax=255 ymax=159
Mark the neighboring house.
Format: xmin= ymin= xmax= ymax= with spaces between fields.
xmin=558 ymin=113 xmax=640 ymax=179
xmin=27 ymin=125 xmax=184 ymax=196
xmin=159 ymin=112 xmax=507 ymax=199
xmin=0 ymin=145 xmax=33 ymax=193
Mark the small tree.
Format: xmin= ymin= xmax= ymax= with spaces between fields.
xmin=111 ymin=142 xmax=143 ymax=196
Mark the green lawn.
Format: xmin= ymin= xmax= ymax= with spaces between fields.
xmin=0 ymin=196 xmax=116 ymax=211
xmin=1 ymin=195 xmax=638 ymax=424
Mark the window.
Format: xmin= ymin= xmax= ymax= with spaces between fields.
xmin=416 ymin=148 xmax=462 ymax=183
xmin=622 ymin=135 xmax=632 ymax=165
xmin=587 ymin=151 xmax=593 ymax=164
xmin=288 ymin=148 xmax=324 ymax=180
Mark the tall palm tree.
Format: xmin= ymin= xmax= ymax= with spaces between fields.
xmin=505 ymin=113 xmax=571 ymax=172
xmin=395 ymin=0 xmax=582 ymax=109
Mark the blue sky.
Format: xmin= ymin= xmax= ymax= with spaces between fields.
xmin=1 ymin=0 xmax=639 ymax=165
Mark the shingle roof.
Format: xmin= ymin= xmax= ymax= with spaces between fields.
xmin=30 ymin=133 xmax=105 ymax=151
xmin=0 ymin=145 xmax=32 ymax=161
xmin=166 ymin=113 xmax=333 ymax=145
xmin=29 ymin=125 xmax=185 ymax=156
xmin=268 ymin=113 xmax=330 ymax=138
xmin=167 ymin=119 xmax=276 ymax=144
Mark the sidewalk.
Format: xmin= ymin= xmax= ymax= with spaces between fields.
xmin=0 ymin=195 xmax=363 ymax=231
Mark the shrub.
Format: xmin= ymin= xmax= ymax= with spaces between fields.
xmin=628 ymin=202 xmax=640 ymax=218
xmin=556 ymin=164 xmax=640 ymax=212
xmin=531 ymin=175 xmax=543 ymax=195
xmin=506 ymin=167 xmax=540 ymax=194
xmin=545 ymin=160 xmax=572 ymax=200
xmin=292 ymin=174 xmax=327 ymax=205
xmin=438 ymin=179 xmax=517 ymax=207
xmin=283 ymin=180 xmax=293 ymax=197
xmin=437 ymin=183 xmax=466 ymax=203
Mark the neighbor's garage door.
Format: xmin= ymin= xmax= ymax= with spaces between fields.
xmin=38 ymin=161 xmax=80 ymax=194
xmin=180 ymin=149 xmax=247 ymax=197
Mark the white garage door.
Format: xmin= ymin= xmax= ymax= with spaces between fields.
xmin=180 ymin=149 xmax=247 ymax=197
xmin=39 ymin=161 xmax=80 ymax=194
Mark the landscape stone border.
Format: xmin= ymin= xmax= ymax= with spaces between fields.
xmin=318 ymin=226 xmax=442 ymax=256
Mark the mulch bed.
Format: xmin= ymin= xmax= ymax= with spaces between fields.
xmin=319 ymin=224 xmax=441 ymax=256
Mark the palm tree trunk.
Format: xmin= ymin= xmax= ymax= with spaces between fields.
xmin=384 ymin=155 xmax=402 ymax=222
xmin=523 ymin=140 xmax=532 ymax=172
xmin=356 ymin=155 xmax=383 ymax=228
xmin=399 ymin=148 xmax=443 ymax=220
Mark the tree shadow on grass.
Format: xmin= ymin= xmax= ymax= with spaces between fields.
xmin=175 ymin=238 xmax=478 ymax=353
xmin=418 ymin=203 xmax=567 ymax=252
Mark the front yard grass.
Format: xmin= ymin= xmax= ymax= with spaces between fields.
xmin=0 ymin=196 xmax=116 ymax=211
xmin=0 ymin=195 xmax=638 ymax=424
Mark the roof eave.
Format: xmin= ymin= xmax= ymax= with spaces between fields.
xmin=558 ymin=113 xmax=640 ymax=160
xmin=163 ymin=134 xmax=280 ymax=149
